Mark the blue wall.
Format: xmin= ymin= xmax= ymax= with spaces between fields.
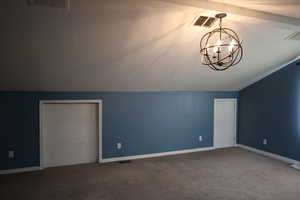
xmin=238 ymin=60 xmax=300 ymax=161
xmin=0 ymin=91 xmax=237 ymax=170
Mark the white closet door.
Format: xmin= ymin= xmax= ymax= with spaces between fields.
xmin=214 ymin=99 xmax=237 ymax=148
xmin=43 ymin=103 xmax=98 ymax=168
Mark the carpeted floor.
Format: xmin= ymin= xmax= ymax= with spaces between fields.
xmin=1 ymin=147 xmax=300 ymax=200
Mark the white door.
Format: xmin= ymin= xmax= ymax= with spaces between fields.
xmin=214 ymin=99 xmax=237 ymax=148
xmin=42 ymin=103 xmax=98 ymax=168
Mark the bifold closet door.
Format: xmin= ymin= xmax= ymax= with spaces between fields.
xmin=43 ymin=103 xmax=98 ymax=168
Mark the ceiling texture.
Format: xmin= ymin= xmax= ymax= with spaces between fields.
xmin=212 ymin=0 xmax=300 ymax=18
xmin=1 ymin=0 xmax=300 ymax=91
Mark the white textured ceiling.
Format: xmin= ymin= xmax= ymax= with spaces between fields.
xmin=212 ymin=0 xmax=300 ymax=18
xmin=0 ymin=0 xmax=300 ymax=91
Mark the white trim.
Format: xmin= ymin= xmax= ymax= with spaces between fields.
xmin=98 ymin=102 xmax=103 ymax=163
xmin=238 ymin=144 xmax=299 ymax=164
xmin=39 ymin=101 xmax=44 ymax=169
xmin=1 ymin=147 xmax=215 ymax=173
xmin=40 ymin=100 xmax=102 ymax=104
xmin=101 ymin=147 xmax=215 ymax=163
xmin=0 ymin=167 xmax=42 ymax=175
xmin=213 ymin=98 xmax=237 ymax=149
xmin=238 ymin=56 xmax=300 ymax=91
xmin=291 ymin=163 xmax=300 ymax=170
xmin=214 ymin=98 xmax=238 ymax=103
xmin=39 ymin=100 xmax=103 ymax=168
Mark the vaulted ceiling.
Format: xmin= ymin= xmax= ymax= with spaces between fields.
xmin=212 ymin=0 xmax=300 ymax=18
xmin=0 ymin=0 xmax=300 ymax=91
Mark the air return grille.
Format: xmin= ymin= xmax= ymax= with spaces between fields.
xmin=194 ymin=16 xmax=217 ymax=27
xmin=285 ymin=31 xmax=300 ymax=41
xmin=27 ymin=0 xmax=70 ymax=9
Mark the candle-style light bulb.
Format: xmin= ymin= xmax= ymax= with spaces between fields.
xmin=228 ymin=39 xmax=235 ymax=52
xmin=213 ymin=39 xmax=222 ymax=53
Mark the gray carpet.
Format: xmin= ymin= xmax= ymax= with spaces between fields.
xmin=1 ymin=147 xmax=300 ymax=200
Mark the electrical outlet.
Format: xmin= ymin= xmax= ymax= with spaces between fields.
xmin=199 ymin=136 xmax=203 ymax=142
xmin=263 ymin=139 xmax=267 ymax=145
xmin=117 ymin=143 xmax=122 ymax=149
xmin=8 ymin=151 xmax=14 ymax=159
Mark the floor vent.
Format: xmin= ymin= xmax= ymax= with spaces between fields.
xmin=119 ymin=160 xmax=132 ymax=164
xmin=194 ymin=16 xmax=216 ymax=28
xmin=285 ymin=31 xmax=300 ymax=41
xmin=27 ymin=0 xmax=70 ymax=9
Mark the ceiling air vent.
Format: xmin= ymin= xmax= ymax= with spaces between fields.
xmin=27 ymin=0 xmax=70 ymax=9
xmin=285 ymin=31 xmax=300 ymax=41
xmin=194 ymin=16 xmax=216 ymax=28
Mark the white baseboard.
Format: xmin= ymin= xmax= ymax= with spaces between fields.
xmin=291 ymin=163 xmax=300 ymax=170
xmin=101 ymin=147 xmax=215 ymax=163
xmin=238 ymin=144 xmax=299 ymax=164
xmin=0 ymin=166 xmax=42 ymax=175
xmin=0 ymin=146 xmax=225 ymax=173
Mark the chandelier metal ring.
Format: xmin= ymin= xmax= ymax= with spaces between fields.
xmin=200 ymin=13 xmax=243 ymax=71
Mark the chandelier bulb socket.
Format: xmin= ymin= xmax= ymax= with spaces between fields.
xmin=215 ymin=13 xmax=227 ymax=19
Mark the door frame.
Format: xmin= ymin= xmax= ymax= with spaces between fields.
xmin=213 ymin=98 xmax=237 ymax=149
xmin=39 ymin=100 xmax=103 ymax=169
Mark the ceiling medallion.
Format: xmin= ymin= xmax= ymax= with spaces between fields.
xmin=200 ymin=13 xmax=243 ymax=71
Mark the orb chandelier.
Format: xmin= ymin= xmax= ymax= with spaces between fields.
xmin=200 ymin=13 xmax=243 ymax=71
